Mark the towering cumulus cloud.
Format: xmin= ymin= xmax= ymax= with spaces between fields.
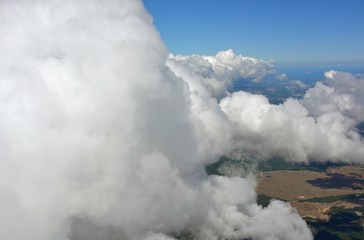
xmin=169 ymin=50 xmax=274 ymax=99
xmin=2 ymin=0 xmax=362 ymax=240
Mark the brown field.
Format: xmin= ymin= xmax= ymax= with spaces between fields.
xmin=327 ymin=166 xmax=364 ymax=178
xmin=256 ymin=166 xmax=364 ymax=220
xmin=290 ymin=200 xmax=359 ymax=221
xmin=257 ymin=168 xmax=364 ymax=201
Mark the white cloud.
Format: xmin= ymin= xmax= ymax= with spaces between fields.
xmin=170 ymin=52 xmax=364 ymax=164
xmin=168 ymin=49 xmax=275 ymax=99
xmin=0 ymin=0 xmax=203 ymax=239
xmin=198 ymin=176 xmax=312 ymax=240
xmin=170 ymin=49 xmax=275 ymax=81
xmin=143 ymin=233 xmax=177 ymax=240
xmin=276 ymin=73 xmax=288 ymax=81
xmin=303 ymin=70 xmax=364 ymax=122
xmin=292 ymin=80 xmax=307 ymax=89
xmin=219 ymin=90 xmax=364 ymax=163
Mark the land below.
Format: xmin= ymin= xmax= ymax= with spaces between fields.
xmin=206 ymin=158 xmax=364 ymax=240
xmin=257 ymin=165 xmax=364 ymax=240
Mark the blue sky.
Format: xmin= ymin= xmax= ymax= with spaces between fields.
xmin=144 ymin=0 xmax=364 ymax=65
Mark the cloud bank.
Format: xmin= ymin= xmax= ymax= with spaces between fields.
xmin=0 ymin=0 xmax=363 ymax=240
xmin=168 ymin=49 xmax=275 ymax=99
xmin=169 ymin=54 xmax=364 ymax=164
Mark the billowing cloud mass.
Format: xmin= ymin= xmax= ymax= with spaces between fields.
xmin=168 ymin=49 xmax=275 ymax=99
xmin=303 ymin=71 xmax=364 ymax=123
xmin=0 ymin=0 xmax=363 ymax=240
xmin=169 ymin=55 xmax=364 ymax=164
xmin=171 ymin=60 xmax=364 ymax=163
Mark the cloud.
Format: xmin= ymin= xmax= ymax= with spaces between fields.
xmin=219 ymin=90 xmax=364 ymax=163
xmin=292 ymin=80 xmax=307 ymax=89
xmin=168 ymin=49 xmax=275 ymax=99
xmin=169 ymin=52 xmax=364 ymax=164
xmin=143 ymin=233 xmax=177 ymax=240
xmin=0 ymin=0 xmax=204 ymax=239
xmin=276 ymin=73 xmax=288 ymax=81
xmin=170 ymin=52 xmax=364 ymax=164
xmin=169 ymin=49 xmax=275 ymax=81
xmin=303 ymin=70 xmax=364 ymax=123
xmin=196 ymin=175 xmax=313 ymax=240
xmin=1 ymin=0 xmax=363 ymax=240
